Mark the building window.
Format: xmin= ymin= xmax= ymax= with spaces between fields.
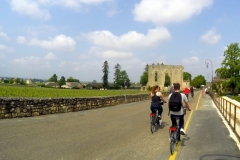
xmin=155 ymin=71 xmax=158 ymax=82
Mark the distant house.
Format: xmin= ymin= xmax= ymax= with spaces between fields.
xmin=26 ymin=78 xmax=32 ymax=84
xmin=13 ymin=78 xmax=18 ymax=84
xmin=61 ymin=82 xmax=82 ymax=89
xmin=182 ymin=80 xmax=190 ymax=89
xmin=45 ymin=82 xmax=59 ymax=87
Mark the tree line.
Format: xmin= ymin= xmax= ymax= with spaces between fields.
xmin=102 ymin=61 xmax=131 ymax=89
xmin=215 ymin=42 xmax=240 ymax=95
xmin=44 ymin=61 xmax=131 ymax=89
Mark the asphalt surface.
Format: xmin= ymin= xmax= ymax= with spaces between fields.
xmin=0 ymin=91 xmax=239 ymax=160
xmin=175 ymin=92 xmax=240 ymax=160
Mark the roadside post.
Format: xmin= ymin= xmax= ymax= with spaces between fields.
xmin=124 ymin=80 xmax=128 ymax=103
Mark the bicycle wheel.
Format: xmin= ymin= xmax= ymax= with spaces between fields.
xmin=170 ymin=132 xmax=176 ymax=154
xmin=177 ymin=129 xmax=181 ymax=141
xmin=150 ymin=116 xmax=156 ymax=133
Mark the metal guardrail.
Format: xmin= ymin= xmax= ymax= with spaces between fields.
xmin=209 ymin=92 xmax=240 ymax=141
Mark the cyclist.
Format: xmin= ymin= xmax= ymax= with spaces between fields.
xmin=150 ymin=85 xmax=167 ymax=119
xmin=168 ymin=83 xmax=191 ymax=135
xmin=184 ymin=87 xmax=190 ymax=100
xmin=190 ymin=86 xmax=194 ymax=98
xmin=170 ymin=83 xmax=175 ymax=94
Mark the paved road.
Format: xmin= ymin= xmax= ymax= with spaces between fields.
xmin=174 ymin=92 xmax=240 ymax=160
xmin=0 ymin=91 xmax=239 ymax=160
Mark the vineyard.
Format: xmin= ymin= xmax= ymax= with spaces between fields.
xmin=0 ymin=85 xmax=149 ymax=98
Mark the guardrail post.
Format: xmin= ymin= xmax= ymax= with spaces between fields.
xmin=229 ymin=103 xmax=231 ymax=125
xmin=234 ymin=106 xmax=236 ymax=131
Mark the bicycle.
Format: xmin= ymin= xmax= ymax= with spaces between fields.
xmin=150 ymin=109 xmax=162 ymax=133
xmin=191 ymin=91 xmax=194 ymax=98
xmin=169 ymin=108 xmax=187 ymax=154
xmin=169 ymin=116 xmax=181 ymax=154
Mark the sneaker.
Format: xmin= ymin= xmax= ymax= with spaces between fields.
xmin=159 ymin=120 xmax=162 ymax=126
xmin=158 ymin=115 xmax=161 ymax=119
xmin=180 ymin=128 xmax=186 ymax=135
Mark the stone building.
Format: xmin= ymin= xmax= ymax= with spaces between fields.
xmin=45 ymin=82 xmax=59 ymax=87
xmin=61 ymin=82 xmax=82 ymax=89
xmin=147 ymin=63 xmax=186 ymax=90
xmin=26 ymin=78 xmax=32 ymax=84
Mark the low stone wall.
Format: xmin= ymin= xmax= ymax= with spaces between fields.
xmin=0 ymin=94 xmax=150 ymax=119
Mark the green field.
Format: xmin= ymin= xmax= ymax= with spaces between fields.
xmin=0 ymin=85 xmax=149 ymax=98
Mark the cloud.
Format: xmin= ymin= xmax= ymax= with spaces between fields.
xmin=0 ymin=44 xmax=14 ymax=52
xmin=0 ymin=53 xmax=5 ymax=59
xmin=133 ymin=0 xmax=213 ymax=25
xmin=10 ymin=0 xmax=51 ymax=20
xmin=92 ymin=49 xmax=133 ymax=59
xmin=78 ymin=53 xmax=90 ymax=60
xmin=39 ymin=0 xmax=111 ymax=6
xmin=0 ymin=32 xmax=10 ymax=41
xmin=58 ymin=61 xmax=89 ymax=72
xmin=200 ymin=29 xmax=221 ymax=45
xmin=13 ymin=56 xmax=40 ymax=65
xmin=182 ymin=56 xmax=199 ymax=65
xmin=12 ymin=56 xmax=51 ymax=68
xmin=84 ymin=27 xmax=171 ymax=50
xmin=29 ymin=34 xmax=76 ymax=52
xmin=10 ymin=0 xmax=111 ymax=19
xmin=16 ymin=36 xmax=27 ymax=44
xmin=49 ymin=0 xmax=110 ymax=8
xmin=44 ymin=52 xmax=57 ymax=60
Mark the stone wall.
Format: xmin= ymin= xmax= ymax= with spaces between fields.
xmin=0 ymin=94 xmax=151 ymax=119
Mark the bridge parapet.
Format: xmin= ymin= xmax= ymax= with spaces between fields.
xmin=210 ymin=92 xmax=240 ymax=141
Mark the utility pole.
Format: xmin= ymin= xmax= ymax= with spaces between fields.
xmin=205 ymin=59 xmax=213 ymax=90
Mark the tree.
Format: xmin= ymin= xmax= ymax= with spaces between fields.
xmin=140 ymin=71 xmax=148 ymax=86
xmin=9 ymin=78 xmax=14 ymax=84
xmin=118 ymin=70 xmax=131 ymax=88
xmin=164 ymin=73 xmax=170 ymax=87
xmin=215 ymin=42 xmax=240 ymax=94
xmin=140 ymin=65 xmax=148 ymax=86
xmin=183 ymin=72 xmax=192 ymax=81
xmin=102 ymin=61 xmax=109 ymax=89
xmin=66 ymin=76 xmax=80 ymax=83
xmin=59 ymin=76 xmax=66 ymax=87
xmin=19 ymin=79 xmax=26 ymax=85
xmin=144 ymin=64 xmax=148 ymax=72
xmin=49 ymin=74 xmax=58 ymax=82
xmin=92 ymin=80 xmax=97 ymax=89
xmin=113 ymin=63 xmax=121 ymax=88
xmin=191 ymin=75 xmax=206 ymax=88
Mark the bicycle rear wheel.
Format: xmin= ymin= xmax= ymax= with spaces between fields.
xmin=170 ymin=132 xmax=176 ymax=154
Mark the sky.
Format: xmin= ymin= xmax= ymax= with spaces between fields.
xmin=0 ymin=0 xmax=240 ymax=83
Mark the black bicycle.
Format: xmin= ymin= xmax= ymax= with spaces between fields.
xmin=169 ymin=115 xmax=181 ymax=154
xmin=191 ymin=91 xmax=194 ymax=98
xmin=150 ymin=109 xmax=162 ymax=133
xmin=169 ymin=107 xmax=187 ymax=154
